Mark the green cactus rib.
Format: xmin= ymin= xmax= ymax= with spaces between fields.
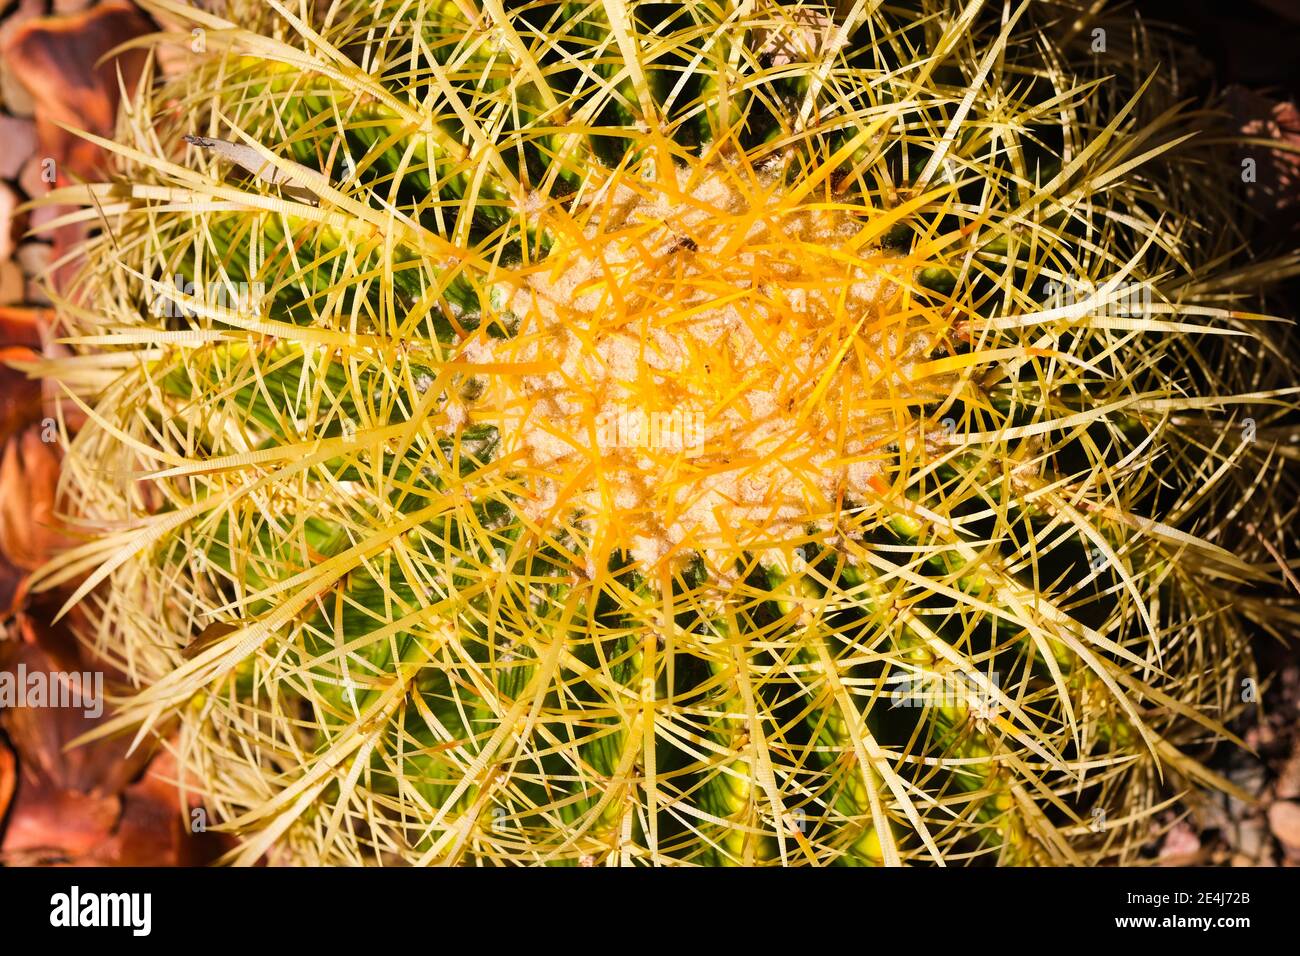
xmin=33 ymin=0 xmax=1300 ymax=866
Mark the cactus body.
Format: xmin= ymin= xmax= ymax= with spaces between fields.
xmin=39 ymin=0 xmax=1299 ymax=865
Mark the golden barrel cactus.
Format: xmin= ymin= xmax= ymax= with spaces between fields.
xmin=34 ymin=0 xmax=1300 ymax=865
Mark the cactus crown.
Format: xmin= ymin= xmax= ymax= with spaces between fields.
xmin=464 ymin=157 xmax=955 ymax=569
xmin=34 ymin=0 xmax=1300 ymax=865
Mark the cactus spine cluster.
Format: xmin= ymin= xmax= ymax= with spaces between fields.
xmin=35 ymin=0 xmax=1300 ymax=865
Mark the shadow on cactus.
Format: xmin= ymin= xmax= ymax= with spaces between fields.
xmin=29 ymin=0 xmax=1300 ymax=865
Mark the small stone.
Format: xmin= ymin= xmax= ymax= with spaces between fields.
xmin=1276 ymin=742 xmax=1300 ymax=801
xmin=0 ymin=182 xmax=19 ymax=261
xmin=0 ymin=65 xmax=36 ymax=119
xmin=1268 ymin=800 xmax=1300 ymax=850
xmin=1224 ymin=758 xmax=1265 ymax=822
xmin=0 ymin=259 xmax=25 ymax=306
xmin=18 ymin=242 xmax=51 ymax=303
xmin=1158 ymin=821 xmax=1201 ymax=862
xmin=0 ymin=114 xmax=37 ymax=179
xmin=1234 ymin=816 xmax=1271 ymax=863
xmin=16 ymin=240 xmax=49 ymax=274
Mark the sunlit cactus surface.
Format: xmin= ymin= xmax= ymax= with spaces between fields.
xmin=36 ymin=0 xmax=1300 ymax=865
